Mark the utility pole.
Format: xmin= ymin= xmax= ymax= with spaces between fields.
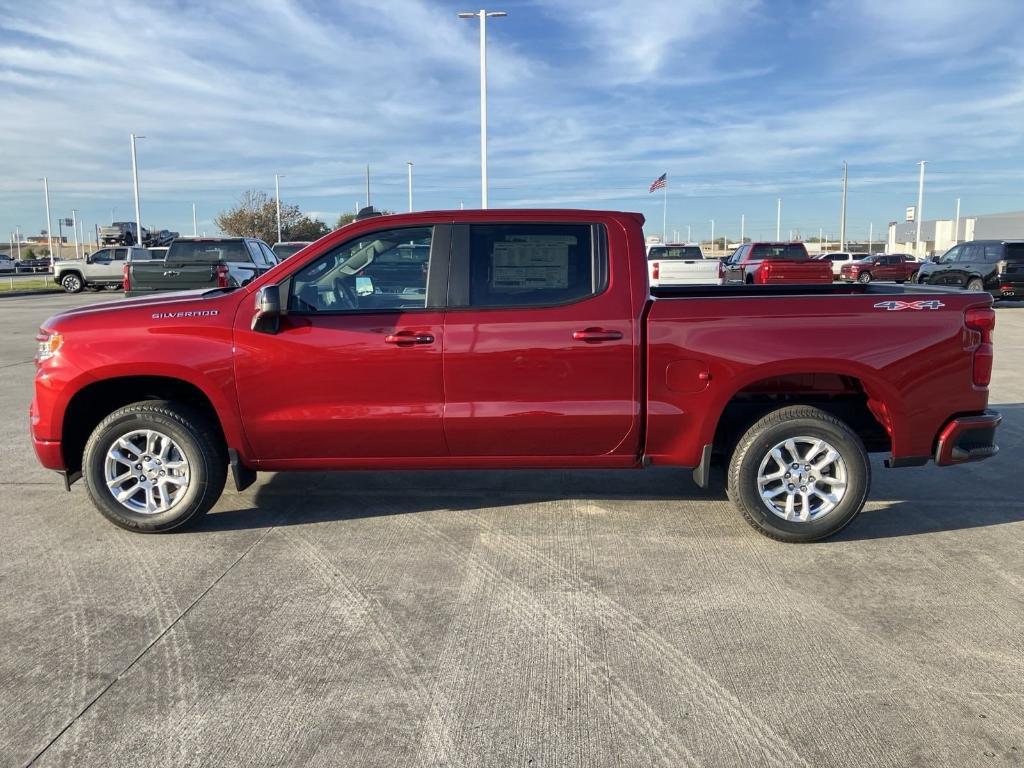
xmin=131 ymin=133 xmax=144 ymax=248
xmin=915 ymin=160 xmax=926 ymax=257
xmin=840 ymin=160 xmax=848 ymax=251
xmin=43 ymin=177 xmax=53 ymax=262
xmin=776 ymin=198 xmax=782 ymax=240
xmin=407 ymin=161 xmax=414 ymax=212
xmin=459 ymin=9 xmax=507 ymax=208
xmin=954 ymin=197 xmax=961 ymax=244
xmin=275 ymin=174 xmax=283 ymax=244
xmin=192 ymin=203 xmax=198 ymax=237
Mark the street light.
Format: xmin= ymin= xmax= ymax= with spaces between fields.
xmin=407 ymin=161 xmax=414 ymax=212
xmin=42 ymin=177 xmax=53 ymax=262
xmin=192 ymin=202 xmax=198 ymax=237
xmin=776 ymin=198 xmax=782 ymax=240
xmin=458 ymin=9 xmax=507 ymax=209
xmin=15 ymin=226 xmax=21 ymax=259
xmin=710 ymin=219 xmax=715 ymax=255
xmin=71 ymin=209 xmax=79 ymax=258
xmin=131 ymin=133 xmax=144 ymax=247
xmin=915 ymin=160 xmax=926 ymax=257
xmin=274 ymin=174 xmax=283 ymax=244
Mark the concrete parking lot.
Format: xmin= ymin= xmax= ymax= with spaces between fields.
xmin=1 ymin=292 xmax=1022 ymax=768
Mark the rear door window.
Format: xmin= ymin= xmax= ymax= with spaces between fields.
xmin=464 ymin=223 xmax=603 ymax=308
xmin=171 ymin=241 xmax=250 ymax=262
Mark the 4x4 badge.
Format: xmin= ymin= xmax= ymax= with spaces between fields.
xmin=873 ymin=300 xmax=945 ymax=311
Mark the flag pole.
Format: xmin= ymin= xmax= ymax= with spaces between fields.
xmin=662 ymin=181 xmax=667 ymax=242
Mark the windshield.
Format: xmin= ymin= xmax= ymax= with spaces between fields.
xmin=272 ymin=243 xmax=309 ymax=260
xmin=750 ymin=244 xmax=808 ymax=260
xmin=648 ymin=246 xmax=703 ymax=260
xmin=169 ymin=241 xmax=249 ymax=262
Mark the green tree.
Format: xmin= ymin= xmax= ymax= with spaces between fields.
xmin=285 ymin=216 xmax=329 ymax=241
xmin=215 ymin=190 xmax=303 ymax=244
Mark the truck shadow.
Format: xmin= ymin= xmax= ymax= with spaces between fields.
xmin=195 ymin=403 xmax=1024 ymax=542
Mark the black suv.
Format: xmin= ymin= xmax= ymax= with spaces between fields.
xmin=916 ymin=239 xmax=1024 ymax=298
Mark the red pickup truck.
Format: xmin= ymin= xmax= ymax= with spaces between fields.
xmin=31 ymin=210 xmax=1000 ymax=542
xmin=722 ymin=242 xmax=834 ymax=285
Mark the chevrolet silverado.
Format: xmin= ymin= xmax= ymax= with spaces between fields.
xmin=31 ymin=210 xmax=1000 ymax=542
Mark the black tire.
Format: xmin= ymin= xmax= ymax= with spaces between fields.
xmin=726 ymin=405 xmax=871 ymax=543
xmin=857 ymin=271 xmax=872 ymax=284
xmin=61 ymin=273 xmax=84 ymax=293
xmin=82 ymin=400 xmax=227 ymax=533
xmin=910 ymin=271 xmax=919 ymax=283
xmin=966 ymin=278 xmax=984 ymax=292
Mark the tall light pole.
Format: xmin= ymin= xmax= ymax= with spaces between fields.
xmin=459 ymin=9 xmax=507 ymax=208
xmin=687 ymin=224 xmax=691 ymax=242
xmin=740 ymin=213 xmax=745 ymax=243
xmin=840 ymin=161 xmax=848 ymax=251
xmin=954 ymin=197 xmax=960 ymax=244
xmin=915 ymin=160 xmax=926 ymax=257
xmin=71 ymin=209 xmax=80 ymax=258
xmin=869 ymin=222 xmax=874 ymax=254
xmin=15 ymin=226 xmax=21 ymax=259
xmin=274 ymin=174 xmax=283 ymax=244
xmin=42 ymin=177 xmax=53 ymax=262
xmin=776 ymin=198 xmax=782 ymax=240
xmin=365 ymin=164 xmax=371 ymax=208
xmin=78 ymin=218 xmax=84 ymax=256
xmin=710 ymin=219 xmax=715 ymax=254
xmin=192 ymin=203 xmax=198 ymax=237
xmin=131 ymin=133 xmax=144 ymax=247
xmin=407 ymin=161 xmax=414 ymax=212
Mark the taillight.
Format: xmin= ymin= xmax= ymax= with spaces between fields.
xmin=652 ymin=262 xmax=660 ymax=280
xmin=215 ymin=264 xmax=230 ymax=288
xmin=717 ymin=260 xmax=724 ymax=279
xmin=965 ymin=307 xmax=995 ymax=387
xmin=122 ymin=263 xmax=130 ymax=292
xmin=755 ymin=264 xmax=769 ymax=284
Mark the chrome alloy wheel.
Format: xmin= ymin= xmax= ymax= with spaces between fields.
xmin=756 ymin=436 xmax=848 ymax=522
xmin=104 ymin=429 xmax=191 ymax=514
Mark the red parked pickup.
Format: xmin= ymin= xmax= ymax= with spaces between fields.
xmin=31 ymin=210 xmax=1000 ymax=542
xmin=723 ymin=242 xmax=834 ymax=285
xmin=840 ymin=253 xmax=920 ymax=284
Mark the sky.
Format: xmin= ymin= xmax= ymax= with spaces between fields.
xmin=2 ymin=0 xmax=1024 ymax=244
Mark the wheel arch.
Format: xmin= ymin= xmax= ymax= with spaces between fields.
xmin=61 ymin=374 xmax=237 ymax=477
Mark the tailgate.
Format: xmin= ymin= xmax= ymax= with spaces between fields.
xmin=127 ymin=262 xmax=221 ymax=294
xmin=652 ymin=259 xmax=720 ymax=285
xmin=760 ymin=259 xmax=833 ymax=284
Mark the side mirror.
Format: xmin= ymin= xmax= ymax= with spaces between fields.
xmin=251 ymin=285 xmax=282 ymax=334
xmin=85 ymin=255 xmax=93 ymax=264
xmin=930 ymin=254 xmax=941 ymax=263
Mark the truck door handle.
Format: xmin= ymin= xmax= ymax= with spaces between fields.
xmin=572 ymin=328 xmax=623 ymax=343
xmin=163 ymin=270 xmax=180 ymax=277
xmin=384 ymin=331 xmax=435 ymax=346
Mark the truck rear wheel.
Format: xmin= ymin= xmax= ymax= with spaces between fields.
xmin=857 ymin=272 xmax=872 ymax=283
xmin=726 ymin=406 xmax=870 ymax=542
xmin=82 ymin=400 xmax=227 ymax=533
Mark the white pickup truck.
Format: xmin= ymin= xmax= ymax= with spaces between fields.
xmin=53 ymin=246 xmax=153 ymax=292
xmin=647 ymin=243 xmax=722 ymax=286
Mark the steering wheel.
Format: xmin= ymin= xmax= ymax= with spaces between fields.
xmin=333 ymin=276 xmax=359 ymax=310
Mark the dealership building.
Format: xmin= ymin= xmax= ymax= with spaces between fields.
xmin=888 ymin=209 xmax=1024 ymax=257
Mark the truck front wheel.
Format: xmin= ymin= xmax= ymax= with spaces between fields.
xmin=726 ymin=406 xmax=870 ymax=542
xmin=82 ymin=400 xmax=227 ymax=533
xmin=61 ymin=273 xmax=83 ymax=293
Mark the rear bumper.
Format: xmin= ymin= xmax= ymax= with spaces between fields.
xmin=995 ymin=276 xmax=1024 ymax=297
xmin=934 ymin=410 xmax=1001 ymax=466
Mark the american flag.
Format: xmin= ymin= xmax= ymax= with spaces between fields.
xmin=649 ymin=173 xmax=667 ymax=193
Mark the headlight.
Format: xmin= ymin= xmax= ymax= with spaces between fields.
xmin=35 ymin=330 xmax=63 ymax=363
